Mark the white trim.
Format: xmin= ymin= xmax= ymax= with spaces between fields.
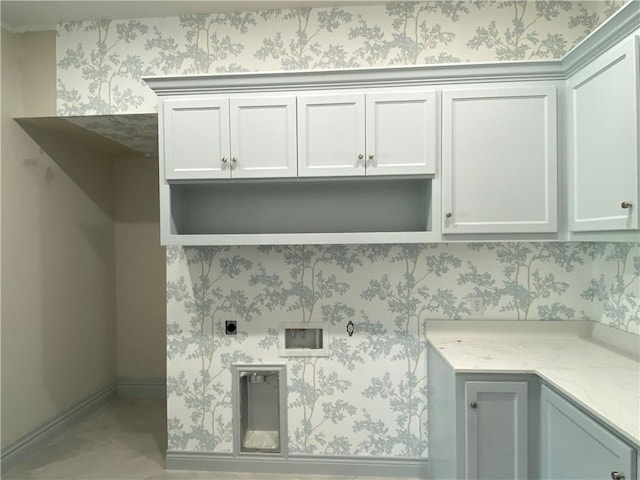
xmin=145 ymin=61 xmax=565 ymax=96
xmin=162 ymin=230 xmax=440 ymax=246
xmin=165 ymin=451 xmax=428 ymax=478
xmin=561 ymin=0 xmax=640 ymax=77
xmin=0 ymin=383 xmax=117 ymax=474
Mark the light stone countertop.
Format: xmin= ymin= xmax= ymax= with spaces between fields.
xmin=426 ymin=320 xmax=640 ymax=448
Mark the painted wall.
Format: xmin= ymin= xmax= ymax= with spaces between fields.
xmin=114 ymin=155 xmax=166 ymax=383
xmin=53 ymin=1 xmax=637 ymax=460
xmin=1 ymin=28 xmax=116 ymax=448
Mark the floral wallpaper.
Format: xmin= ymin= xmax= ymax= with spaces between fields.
xmin=63 ymin=114 xmax=158 ymax=155
xmin=56 ymin=1 xmax=624 ymax=115
xmin=166 ymin=242 xmax=638 ymax=457
xmin=54 ymin=0 xmax=637 ymax=462
xmin=588 ymin=243 xmax=640 ymax=334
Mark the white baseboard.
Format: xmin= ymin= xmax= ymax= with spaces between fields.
xmin=0 ymin=382 xmax=117 ymax=474
xmin=165 ymin=451 xmax=429 ymax=478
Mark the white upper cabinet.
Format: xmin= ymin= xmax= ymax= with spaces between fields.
xmin=229 ymin=96 xmax=297 ymax=179
xmin=164 ymin=95 xmax=296 ymax=180
xmin=442 ymin=85 xmax=558 ymax=234
xmin=365 ymin=91 xmax=437 ymax=175
xmin=567 ymin=36 xmax=639 ymax=232
xmin=298 ymin=90 xmax=437 ymax=177
xmin=163 ymin=97 xmax=230 ymax=180
xmin=297 ymin=93 xmax=365 ymax=177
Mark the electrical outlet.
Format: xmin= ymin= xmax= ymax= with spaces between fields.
xmin=225 ymin=320 xmax=237 ymax=335
xmin=469 ymin=296 xmax=484 ymax=315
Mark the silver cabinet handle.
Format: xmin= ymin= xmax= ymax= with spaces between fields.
xmin=621 ymin=201 xmax=632 ymax=209
xmin=368 ymin=154 xmax=374 ymax=160
xmin=231 ymin=157 xmax=238 ymax=164
xmin=611 ymin=472 xmax=625 ymax=480
xmin=358 ymin=154 xmax=364 ymax=160
xmin=470 ymin=401 xmax=478 ymax=409
xmin=221 ymin=157 xmax=228 ymax=163
xmin=445 ymin=212 xmax=453 ymax=218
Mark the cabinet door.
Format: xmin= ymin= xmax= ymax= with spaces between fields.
xmin=442 ymin=86 xmax=558 ymax=234
xmin=540 ymin=385 xmax=634 ymax=480
xmin=365 ymin=91 xmax=437 ymax=175
xmin=230 ymin=96 xmax=297 ymax=179
xmin=297 ymin=93 xmax=365 ymax=177
xmin=567 ymin=36 xmax=639 ymax=231
xmin=163 ymin=97 xmax=230 ymax=180
xmin=465 ymin=381 xmax=528 ymax=480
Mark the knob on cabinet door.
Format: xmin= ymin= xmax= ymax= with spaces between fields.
xmin=221 ymin=157 xmax=228 ymax=163
xmin=445 ymin=212 xmax=453 ymax=218
xmin=470 ymin=401 xmax=478 ymax=409
xmin=358 ymin=154 xmax=364 ymax=160
xmin=611 ymin=471 xmax=625 ymax=480
xmin=621 ymin=201 xmax=632 ymax=209
xmin=231 ymin=157 xmax=238 ymax=164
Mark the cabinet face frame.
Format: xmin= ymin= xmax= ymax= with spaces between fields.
xmin=442 ymin=85 xmax=558 ymax=234
xmin=163 ymin=97 xmax=231 ymax=180
xmin=567 ymin=35 xmax=640 ymax=232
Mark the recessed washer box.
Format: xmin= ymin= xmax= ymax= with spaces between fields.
xmin=279 ymin=322 xmax=329 ymax=357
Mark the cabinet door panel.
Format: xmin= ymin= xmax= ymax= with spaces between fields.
xmin=465 ymin=381 xmax=528 ymax=480
xmin=230 ymin=96 xmax=297 ymax=178
xmin=163 ymin=98 xmax=230 ymax=180
xmin=442 ymin=86 xmax=557 ymax=234
xmin=568 ymin=36 xmax=639 ymax=231
xmin=540 ymin=385 xmax=634 ymax=480
xmin=297 ymin=94 xmax=365 ymax=177
xmin=366 ymin=91 xmax=437 ymax=175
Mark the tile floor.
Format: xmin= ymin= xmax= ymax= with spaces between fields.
xmin=4 ymin=398 xmax=420 ymax=480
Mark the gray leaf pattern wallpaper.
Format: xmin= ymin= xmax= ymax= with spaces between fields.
xmin=166 ymin=243 xmax=638 ymax=457
xmin=55 ymin=1 xmax=637 ymax=461
xmin=57 ymin=1 xmax=623 ymax=115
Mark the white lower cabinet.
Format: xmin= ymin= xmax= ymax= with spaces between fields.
xmin=540 ymin=385 xmax=635 ymax=480
xmin=427 ymin=346 xmax=535 ymax=480
xmin=465 ymin=381 xmax=529 ymax=479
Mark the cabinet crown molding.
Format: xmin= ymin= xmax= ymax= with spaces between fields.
xmin=144 ymin=61 xmax=564 ymax=96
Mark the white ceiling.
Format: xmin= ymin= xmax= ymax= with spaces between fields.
xmin=0 ymin=0 xmax=391 ymax=32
